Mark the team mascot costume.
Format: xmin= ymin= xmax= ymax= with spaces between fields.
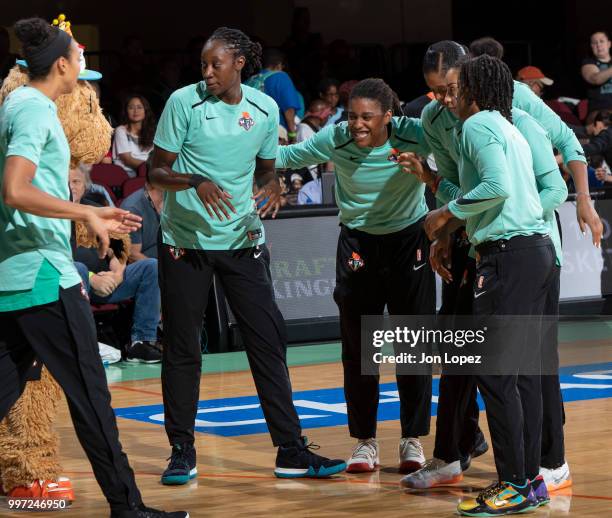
xmin=0 ymin=14 xmax=113 ymax=503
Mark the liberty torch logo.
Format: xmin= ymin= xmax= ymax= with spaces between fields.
xmin=239 ymin=112 xmax=255 ymax=131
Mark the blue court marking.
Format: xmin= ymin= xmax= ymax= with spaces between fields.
xmin=114 ymin=362 xmax=612 ymax=437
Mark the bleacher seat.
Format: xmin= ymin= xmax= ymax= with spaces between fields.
xmin=91 ymin=164 xmax=129 ymax=199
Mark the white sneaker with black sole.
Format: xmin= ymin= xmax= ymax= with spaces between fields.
xmin=125 ymin=341 xmax=162 ymax=364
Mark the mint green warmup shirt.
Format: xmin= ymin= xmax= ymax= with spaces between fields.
xmin=447 ymin=110 xmax=549 ymax=246
xmin=0 ymin=86 xmax=81 ymax=312
xmin=154 ymin=82 xmax=279 ymax=250
xmin=276 ymin=118 xmax=430 ymax=235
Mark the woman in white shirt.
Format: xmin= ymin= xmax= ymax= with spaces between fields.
xmin=112 ymin=95 xmax=156 ymax=177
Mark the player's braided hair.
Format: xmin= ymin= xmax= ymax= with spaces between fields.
xmin=459 ymin=55 xmax=514 ymax=123
xmin=208 ymin=27 xmax=262 ymax=79
xmin=349 ymin=78 xmax=402 ymax=116
xmin=422 ymin=40 xmax=469 ymax=76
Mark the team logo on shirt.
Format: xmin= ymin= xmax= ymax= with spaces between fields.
xmin=79 ymin=281 xmax=89 ymax=301
xmin=477 ymin=275 xmax=485 ymax=289
xmin=347 ymin=251 xmax=365 ymax=272
xmin=416 ymin=248 xmax=422 ymax=262
xmin=238 ymin=112 xmax=255 ymax=131
xmin=168 ymin=246 xmax=185 ymax=260
xmin=387 ymin=148 xmax=400 ymax=163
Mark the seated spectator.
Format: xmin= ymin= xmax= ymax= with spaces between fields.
xmin=246 ymin=48 xmax=302 ymax=140
xmin=318 ymin=78 xmax=344 ymax=126
xmin=296 ymin=99 xmax=332 ymax=180
xmin=72 ymin=235 xmax=162 ymax=364
xmin=517 ymin=66 xmax=553 ymax=98
xmin=588 ymin=155 xmax=612 ymax=188
xmin=69 ymin=163 xmax=115 ymax=207
xmin=469 ymin=36 xmax=504 ymax=59
xmin=112 ymin=95 xmax=156 ymax=177
xmin=583 ymin=110 xmax=612 ymax=166
xmin=581 ymin=31 xmax=612 ymax=112
xmin=70 ymin=172 xmax=161 ymax=363
xmin=120 ymin=181 xmax=162 ymax=261
xmin=291 ymin=172 xmax=304 ymax=193
xmin=298 ymin=178 xmax=322 ymax=205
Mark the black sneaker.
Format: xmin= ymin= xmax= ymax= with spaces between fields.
xmin=161 ymin=443 xmax=197 ymax=485
xmin=110 ymin=505 xmax=189 ymax=517
xmin=274 ymin=436 xmax=346 ymax=478
xmin=125 ymin=341 xmax=162 ymax=364
xmin=460 ymin=430 xmax=489 ymax=472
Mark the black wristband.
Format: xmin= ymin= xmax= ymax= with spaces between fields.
xmin=188 ymin=174 xmax=208 ymax=189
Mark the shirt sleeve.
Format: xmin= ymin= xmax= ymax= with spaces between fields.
xmin=257 ymin=104 xmax=280 ymax=160
xmin=423 ymin=126 xmax=460 ymax=205
xmin=393 ymin=116 xmax=431 ymax=156
xmin=276 ymin=124 xmax=336 ymax=169
xmin=517 ymin=115 xmax=568 ymax=214
xmin=266 ymin=72 xmax=301 ymax=112
xmin=153 ymin=91 xmax=190 ymax=153
xmin=513 ymin=81 xmax=587 ymax=165
xmin=6 ymin=106 xmax=51 ymax=166
xmin=448 ymin=124 xmax=510 ymax=219
xmin=112 ymin=126 xmax=132 ymax=157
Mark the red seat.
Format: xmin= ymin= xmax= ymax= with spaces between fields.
xmin=578 ymin=99 xmax=589 ymax=122
xmin=91 ymin=303 xmax=120 ymax=313
xmin=122 ymin=177 xmax=146 ymax=198
xmin=91 ymin=164 xmax=129 ymax=199
xmin=546 ymin=100 xmax=581 ymax=126
xmin=136 ymin=162 xmax=148 ymax=177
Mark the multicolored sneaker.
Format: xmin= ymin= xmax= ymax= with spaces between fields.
xmin=7 ymin=478 xmax=74 ymax=504
xmin=539 ymin=462 xmax=572 ymax=492
xmin=457 ymin=480 xmax=537 ymax=516
xmin=274 ymin=437 xmax=346 ymax=478
xmin=161 ymin=443 xmax=197 ymax=485
xmin=460 ymin=431 xmax=490 ymax=472
xmin=531 ymin=475 xmax=550 ymax=507
xmin=399 ymin=437 xmax=425 ymax=474
xmin=400 ymin=458 xmax=463 ymax=489
xmin=346 ymin=438 xmax=379 ymax=473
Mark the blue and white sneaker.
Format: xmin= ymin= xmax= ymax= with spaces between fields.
xmin=161 ymin=444 xmax=197 ymax=485
xmin=274 ymin=437 xmax=346 ymax=478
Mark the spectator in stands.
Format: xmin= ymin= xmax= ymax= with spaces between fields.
xmin=247 ymin=48 xmax=301 ymax=140
xmin=112 ymin=95 xmax=156 ymax=177
xmin=338 ymin=80 xmax=358 ymax=113
xmin=319 ymin=78 xmax=344 ymax=126
xmin=583 ymin=110 xmax=612 ymax=165
xmin=120 ymin=181 xmax=162 ymax=260
xmin=517 ymin=66 xmax=553 ymax=98
xmin=582 ymin=31 xmax=612 ymax=112
xmin=291 ymin=172 xmax=304 ymax=193
xmin=297 ymin=99 xmax=332 ymax=181
xmin=589 ymin=155 xmax=612 ymax=187
xmin=469 ymin=36 xmax=504 ymax=59
xmin=71 ymin=216 xmax=162 ymax=363
xmin=147 ymin=57 xmax=182 ymax=116
xmin=69 ymin=163 xmax=115 ymax=207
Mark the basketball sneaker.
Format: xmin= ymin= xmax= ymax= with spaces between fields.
xmin=126 ymin=341 xmax=162 ymax=364
xmin=346 ymin=438 xmax=379 ymax=473
xmin=530 ymin=474 xmax=550 ymax=507
xmin=161 ymin=443 xmax=197 ymax=485
xmin=457 ymin=480 xmax=538 ymax=516
xmin=110 ymin=505 xmax=189 ymax=517
xmin=399 ymin=437 xmax=425 ymax=473
xmin=274 ymin=436 xmax=346 ymax=478
xmin=460 ymin=430 xmax=490 ymax=472
xmin=400 ymin=458 xmax=463 ymax=489
xmin=539 ymin=461 xmax=572 ymax=492
xmin=8 ymin=478 xmax=74 ymax=503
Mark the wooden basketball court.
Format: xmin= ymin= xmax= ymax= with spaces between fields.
xmin=2 ymin=321 xmax=611 ymax=517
